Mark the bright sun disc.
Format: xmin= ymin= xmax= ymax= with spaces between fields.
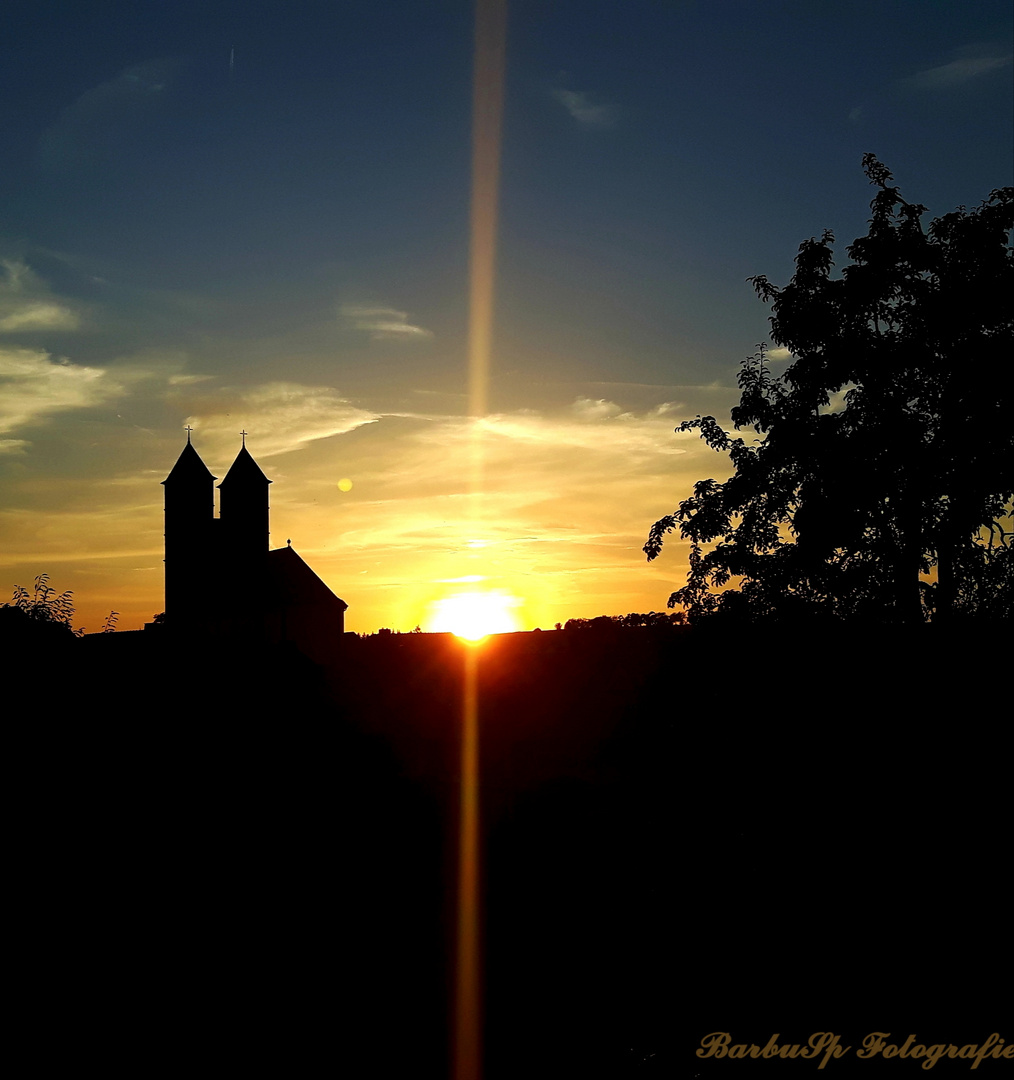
xmin=428 ymin=590 xmax=520 ymax=641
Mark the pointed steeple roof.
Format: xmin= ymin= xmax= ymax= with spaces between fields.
xmin=162 ymin=439 xmax=216 ymax=485
xmin=219 ymin=444 xmax=272 ymax=488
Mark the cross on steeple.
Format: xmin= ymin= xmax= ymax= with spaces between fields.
xmin=185 ymin=425 xmax=193 ymax=444
xmin=240 ymin=430 xmax=248 ymax=447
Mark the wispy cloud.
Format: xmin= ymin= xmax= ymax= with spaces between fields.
xmin=902 ymin=48 xmax=1011 ymax=91
xmin=340 ymin=303 xmax=433 ymax=340
xmin=552 ymin=88 xmax=619 ymax=130
xmin=852 ymin=45 xmax=1010 ymax=123
xmin=369 ymin=398 xmax=693 ymax=505
xmin=477 ymin=404 xmax=690 ymax=462
xmin=571 ymin=396 xmax=626 ymax=421
xmin=186 ymin=382 xmax=380 ymax=459
xmin=0 ymin=261 xmax=82 ymax=333
xmin=40 ymin=58 xmax=178 ymax=169
xmin=167 ymin=372 xmax=215 ymax=386
xmin=0 ymin=347 xmax=119 ymax=450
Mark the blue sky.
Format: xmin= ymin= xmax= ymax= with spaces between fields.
xmin=1 ymin=0 xmax=1011 ymax=632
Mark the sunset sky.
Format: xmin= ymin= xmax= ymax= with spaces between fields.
xmin=2 ymin=0 xmax=1011 ymax=634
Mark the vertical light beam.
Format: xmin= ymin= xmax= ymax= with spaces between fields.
xmin=468 ymin=0 xmax=507 ymax=427
xmin=454 ymin=646 xmax=482 ymax=1080
xmin=455 ymin=4 xmax=506 ymax=1080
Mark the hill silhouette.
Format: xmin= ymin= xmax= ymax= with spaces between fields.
xmin=10 ymin=622 xmax=1007 ymax=1075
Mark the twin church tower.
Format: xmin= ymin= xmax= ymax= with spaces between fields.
xmin=161 ymin=433 xmax=347 ymax=660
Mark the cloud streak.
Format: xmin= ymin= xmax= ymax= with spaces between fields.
xmin=552 ymin=88 xmax=619 ymax=130
xmin=39 ymin=58 xmax=178 ymax=169
xmin=340 ymin=304 xmax=433 ymax=340
xmin=0 ymin=261 xmax=82 ymax=333
xmin=186 ymin=382 xmax=380 ymax=459
xmin=903 ymin=49 xmax=1011 ymax=91
xmin=0 ymin=348 xmax=118 ymax=451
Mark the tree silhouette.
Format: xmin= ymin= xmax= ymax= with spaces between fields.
xmin=646 ymin=156 xmax=1013 ymax=624
xmin=1 ymin=574 xmax=122 ymax=637
xmin=0 ymin=573 xmax=81 ymax=645
xmin=3 ymin=574 xmax=78 ymax=632
xmin=562 ymin=612 xmax=685 ymax=631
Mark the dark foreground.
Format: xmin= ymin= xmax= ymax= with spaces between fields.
xmin=10 ymin=624 xmax=1009 ymax=1076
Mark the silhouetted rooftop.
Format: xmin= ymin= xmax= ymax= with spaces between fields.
xmin=162 ymin=440 xmax=216 ymax=486
xmin=266 ymin=545 xmax=348 ymax=611
xmin=220 ymin=445 xmax=272 ymax=488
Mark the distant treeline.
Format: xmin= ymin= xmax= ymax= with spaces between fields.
xmin=356 ymin=612 xmax=686 ymax=637
xmin=561 ymin=611 xmax=685 ymax=631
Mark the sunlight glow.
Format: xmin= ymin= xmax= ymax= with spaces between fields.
xmin=429 ymin=590 xmax=520 ymax=641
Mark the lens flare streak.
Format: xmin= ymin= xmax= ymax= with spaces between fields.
xmin=454 ymin=647 xmax=482 ymax=1080
xmin=455 ymin=2 xmax=507 ymax=1076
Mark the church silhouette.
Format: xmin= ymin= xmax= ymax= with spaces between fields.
xmin=160 ymin=433 xmax=347 ymax=661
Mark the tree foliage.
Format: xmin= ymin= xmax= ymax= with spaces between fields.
xmin=1 ymin=574 xmax=81 ymax=640
xmin=1 ymin=574 xmax=121 ymax=636
xmin=646 ymin=156 xmax=1014 ymax=624
xmin=5 ymin=574 xmax=79 ymax=629
xmin=563 ymin=611 xmax=686 ymax=631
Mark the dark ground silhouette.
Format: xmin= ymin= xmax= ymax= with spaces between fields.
xmin=9 ymin=623 xmax=1008 ymax=1075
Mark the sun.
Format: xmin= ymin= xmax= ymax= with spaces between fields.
xmin=428 ymin=590 xmax=521 ymax=641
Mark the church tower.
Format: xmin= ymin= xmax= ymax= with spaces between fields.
xmin=218 ymin=439 xmax=272 ymax=561
xmin=158 ymin=432 xmax=347 ymax=653
xmin=162 ymin=433 xmax=216 ymax=628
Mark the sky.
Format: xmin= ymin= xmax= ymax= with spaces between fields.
xmin=1 ymin=0 xmax=1011 ymax=634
